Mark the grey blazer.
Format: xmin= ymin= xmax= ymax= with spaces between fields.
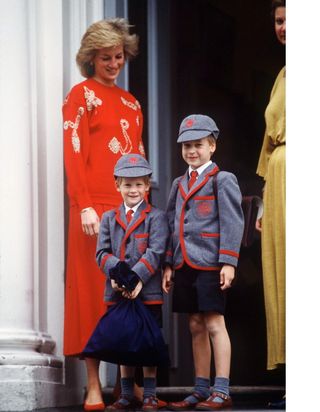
xmin=166 ymin=163 xmax=244 ymax=270
xmin=96 ymin=200 xmax=169 ymax=304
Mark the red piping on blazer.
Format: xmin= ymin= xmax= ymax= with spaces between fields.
xmin=116 ymin=203 xmax=152 ymax=261
xmin=201 ymin=233 xmax=220 ymax=238
xmin=177 ymin=166 xmax=221 ymax=271
xmin=219 ymin=249 xmax=239 ymax=258
xmin=140 ymin=258 xmax=155 ymax=274
xmin=100 ymin=254 xmax=112 ymax=271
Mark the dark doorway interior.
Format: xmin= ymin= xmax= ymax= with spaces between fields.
xmin=130 ymin=0 xmax=285 ymax=388
xmin=169 ymin=0 xmax=285 ymax=388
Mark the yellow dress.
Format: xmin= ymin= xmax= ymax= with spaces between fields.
xmin=257 ymin=67 xmax=286 ymax=370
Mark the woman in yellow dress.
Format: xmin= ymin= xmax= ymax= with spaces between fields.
xmin=256 ymin=0 xmax=286 ymax=375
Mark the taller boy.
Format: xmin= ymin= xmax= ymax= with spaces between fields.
xmin=163 ymin=114 xmax=244 ymax=410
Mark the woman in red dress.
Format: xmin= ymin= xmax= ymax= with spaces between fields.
xmin=63 ymin=18 xmax=144 ymax=410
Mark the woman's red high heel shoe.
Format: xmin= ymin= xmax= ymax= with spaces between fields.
xmin=83 ymin=401 xmax=105 ymax=411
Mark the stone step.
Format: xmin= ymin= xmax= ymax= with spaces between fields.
xmin=102 ymin=385 xmax=285 ymax=403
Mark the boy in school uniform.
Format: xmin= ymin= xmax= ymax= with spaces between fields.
xmin=163 ymin=114 xmax=244 ymax=410
xmin=96 ymin=154 xmax=169 ymax=411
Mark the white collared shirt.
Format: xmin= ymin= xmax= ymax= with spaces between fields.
xmin=188 ymin=160 xmax=212 ymax=179
xmin=124 ymin=199 xmax=144 ymax=217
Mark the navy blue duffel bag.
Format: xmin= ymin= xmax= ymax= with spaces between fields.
xmin=82 ymin=297 xmax=170 ymax=367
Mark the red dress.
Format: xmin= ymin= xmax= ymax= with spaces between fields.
xmin=63 ymin=78 xmax=144 ymax=356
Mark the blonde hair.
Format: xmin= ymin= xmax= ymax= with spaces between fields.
xmin=115 ymin=175 xmax=151 ymax=186
xmin=206 ymin=135 xmax=217 ymax=145
xmin=76 ymin=18 xmax=139 ymax=78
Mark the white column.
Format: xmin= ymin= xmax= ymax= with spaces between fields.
xmin=0 ymin=1 xmax=63 ymax=410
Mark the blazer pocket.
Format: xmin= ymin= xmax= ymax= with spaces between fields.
xmin=134 ymin=233 xmax=149 ymax=254
xmin=201 ymin=233 xmax=220 ymax=238
xmin=194 ymin=196 xmax=216 ymax=200
xmin=199 ymin=233 xmax=219 ymax=264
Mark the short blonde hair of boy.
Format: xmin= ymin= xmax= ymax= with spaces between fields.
xmin=206 ymin=135 xmax=216 ymax=145
xmin=115 ymin=175 xmax=151 ymax=187
xmin=76 ymin=18 xmax=139 ymax=78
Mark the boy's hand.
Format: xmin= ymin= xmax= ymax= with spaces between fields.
xmin=81 ymin=207 xmax=100 ymax=236
xmin=220 ymin=264 xmax=235 ymax=290
xmin=162 ymin=266 xmax=173 ymax=293
xmin=122 ymin=280 xmax=143 ymax=300
xmin=111 ymin=279 xmax=123 ymax=291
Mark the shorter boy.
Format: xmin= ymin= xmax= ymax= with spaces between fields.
xmin=96 ymin=154 xmax=169 ymax=411
xmin=163 ymin=115 xmax=244 ymax=410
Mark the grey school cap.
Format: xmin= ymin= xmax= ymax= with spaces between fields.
xmin=114 ymin=154 xmax=152 ymax=177
xmin=177 ymin=114 xmax=219 ymax=143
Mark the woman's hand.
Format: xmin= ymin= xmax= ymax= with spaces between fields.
xmin=255 ymin=218 xmax=262 ymax=232
xmin=81 ymin=207 xmax=100 ymax=236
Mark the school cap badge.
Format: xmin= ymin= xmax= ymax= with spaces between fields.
xmin=114 ymin=154 xmax=153 ymax=177
xmin=177 ymin=114 xmax=219 ymax=143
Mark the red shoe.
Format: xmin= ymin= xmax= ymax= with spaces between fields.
xmin=157 ymin=398 xmax=167 ymax=409
xmin=196 ymin=392 xmax=232 ymax=410
xmin=168 ymin=393 xmax=207 ymax=411
xmin=106 ymin=396 xmax=142 ymax=411
xmin=142 ymin=396 xmax=167 ymax=411
xmin=83 ymin=401 xmax=105 ymax=411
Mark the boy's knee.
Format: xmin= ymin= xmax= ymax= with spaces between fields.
xmin=189 ymin=314 xmax=206 ymax=335
xmin=204 ymin=313 xmax=226 ymax=336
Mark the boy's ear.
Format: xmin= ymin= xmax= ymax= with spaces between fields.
xmin=210 ymin=141 xmax=217 ymax=155
xmin=115 ymin=181 xmax=121 ymax=192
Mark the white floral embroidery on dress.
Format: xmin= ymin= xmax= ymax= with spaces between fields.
xmin=108 ymin=119 xmax=133 ymax=155
xmin=139 ymin=141 xmax=145 ymax=155
xmin=135 ymin=100 xmax=141 ymax=109
xmin=136 ymin=115 xmax=140 ymax=126
xmin=84 ymin=86 xmax=102 ymax=111
xmin=120 ymin=96 xmax=139 ymax=111
xmin=64 ymin=107 xmax=84 ymax=153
